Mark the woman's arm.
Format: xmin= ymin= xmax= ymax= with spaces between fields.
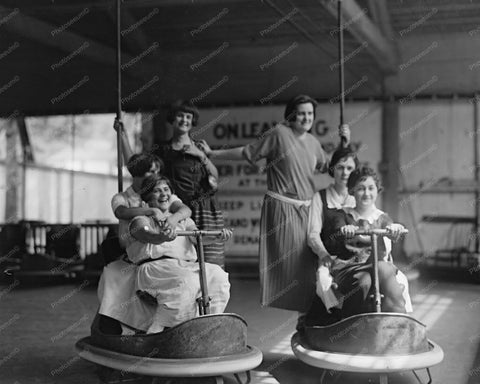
xmin=113 ymin=119 xmax=134 ymax=163
xmin=162 ymin=202 xmax=192 ymax=235
xmin=114 ymin=205 xmax=163 ymax=222
xmin=307 ymin=193 xmax=332 ymax=265
xmin=339 ymin=124 xmax=351 ymax=146
xmin=210 ymin=147 xmax=245 ymax=161
xmin=169 ymin=201 xmax=192 ymax=221
xmin=184 ymin=142 xmax=221 ymax=178
xmin=196 ymin=140 xmax=245 ymax=161
xmin=129 ymin=216 xmax=173 ymax=244
xmin=201 ymin=156 xmax=219 ymax=179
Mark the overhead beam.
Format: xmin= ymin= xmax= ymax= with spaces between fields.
xmin=368 ymin=0 xmax=396 ymax=42
xmin=318 ymin=0 xmax=399 ymax=74
xmin=106 ymin=7 xmax=151 ymax=56
xmin=0 ymin=5 xmax=137 ymax=72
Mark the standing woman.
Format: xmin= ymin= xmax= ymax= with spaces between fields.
xmin=154 ymin=101 xmax=225 ymax=268
xmin=200 ymin=95 xmax=350 ymax=312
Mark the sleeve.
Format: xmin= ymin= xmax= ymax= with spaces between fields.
xmin=111 ymin=192 xmax=128 ymax=214
xmin=378 ymin=213 xmax=394 ymax=228
xmin=242 ymin=126 xmax=280 ymax=165
xmin=184 ymin=218 xmax=197 ymax=231
xmin=315 ymin=140 xmax=329 ymax=173
xmin=128 ymin=216 xmax=153 ymax=239
xmin=169 ymin=194 xmax=182 ymax=204
xmin=378 ymin=213 xmax=394 ymax=261
xmin=323 ymin=210 xmax=349 ymax=255
xmin=307 ymin=193 xmax=329 ymax=259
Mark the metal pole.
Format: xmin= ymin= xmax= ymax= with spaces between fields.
xmin=196 ymin=233 xmax=211 ymax=315
xmin=371 ymin=234 xmax=381 ymax=312
xmin=338 ymin=0 xmax=345 ymax=125
xmin=337 ymin=0 xmax=347 ymax=148
xmin=70 ymin=116 xmax=75 ymax=223
xmin=474 ymin=95 xmax=479 ymax=252
xmin=116 ymin=0 xmax=123 ymax=192
xmin=22 ymin=146 xmax=26 ymax=221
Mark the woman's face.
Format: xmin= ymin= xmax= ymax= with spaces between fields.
xmin=290 ymin=103 xmax=314 ymax=134
xmin=352 ymin=176 xmax=378 ymax=209
xmin=147 ymin=180 xmax=172 ymax=212
xmin=173 ymin=111 xmax=194 ymax=134
xmin=143 ymin=161 xmax=161 ymax=178
xmin=333 ymin=157 xmax=356 ymax=187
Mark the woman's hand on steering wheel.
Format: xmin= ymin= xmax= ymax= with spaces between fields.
xmin=159 ymin=218 xmax=177 ymax=240
xmin=340 ymin=225 xmax=359 ymax=239
xmin=218 ymin=228 xmax=233 ymax=242
xmin=386 ymin=223 xmax=405 ymax=242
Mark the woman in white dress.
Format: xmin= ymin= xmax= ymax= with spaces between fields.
xmin=127 ymin=175 xmax=232 ymax=333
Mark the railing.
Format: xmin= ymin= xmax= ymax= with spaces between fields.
xmin=0 ymin=222 xmax=118 ymax=271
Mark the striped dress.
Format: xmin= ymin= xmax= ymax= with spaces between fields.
xmin=155 ymin=142 xmax=225 ymax=268
xmin=243 ymin=124 xmax=328 ymax=312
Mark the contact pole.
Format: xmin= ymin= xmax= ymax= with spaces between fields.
xmin=115 ymin=0 xmax=123 ymax=192
xmin=337 ymin=0 xmax=347 ymax=147
xmin=371 ymin=234 xmax=381 ymax=313
xmin=196 ymin=234 xmax=211 ymax=315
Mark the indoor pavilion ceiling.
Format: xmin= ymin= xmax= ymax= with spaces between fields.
xmin=0 ymin=0 xmax=479 ymax=116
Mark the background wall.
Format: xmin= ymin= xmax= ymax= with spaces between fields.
xmin=1 ymin=99 xmax=477 ymax=261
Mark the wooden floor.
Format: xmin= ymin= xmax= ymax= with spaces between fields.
xmin=0 ymin=269 xmax=479 ymax=384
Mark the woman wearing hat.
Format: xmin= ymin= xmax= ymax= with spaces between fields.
xmin=199 ymin=95 xmax=350 ymax=313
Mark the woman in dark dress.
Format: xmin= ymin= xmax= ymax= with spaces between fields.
xmin=306 ymin=166 xmax=411 ymax=327
xmin=114 ymin=101 xmax=225 ymax=268
xmin=154 ymin=101 xmax=225 ymax=268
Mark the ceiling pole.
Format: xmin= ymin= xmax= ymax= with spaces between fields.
xmin=319 ymin=0 xmax=399 ymax=74
xmin=337 ymin=0 xmax=347 ymax=148
xmin=70 ymin=116 xmax=76 ymax=223
xmin=116 ymin=0 xmax=123 ymax=192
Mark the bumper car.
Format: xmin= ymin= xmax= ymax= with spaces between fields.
xmin=76 ymin=230 xmax=262 ymax=383
xmin=291 ymin=229 xmax=444 ymax=384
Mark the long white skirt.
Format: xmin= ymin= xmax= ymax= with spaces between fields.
xmin=136 ymin=258 xmax=230 ymax=333
xmin=98 ymin=260 xmax=155 ymax=331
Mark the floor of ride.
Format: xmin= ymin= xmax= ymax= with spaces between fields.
xmin=0 ymin=270 xmax=479 ymax=384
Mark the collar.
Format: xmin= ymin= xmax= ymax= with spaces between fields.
xmin=343 ymin=206 xmax=385 ymax=224
xmin=325 ymin=184 xmax=356 ymax=209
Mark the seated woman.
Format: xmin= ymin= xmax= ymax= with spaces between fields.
xmin=306 ymin=166 xmax=412 ymax=325
xmin=127 ymin=175 xmax=232 ymax=334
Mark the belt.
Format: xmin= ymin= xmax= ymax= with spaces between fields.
xmin=266 ymin=190 xmax=311 ymax=207
xmin=136 ymin=256 xmax=173 ymax=266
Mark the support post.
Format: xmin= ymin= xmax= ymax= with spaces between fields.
xmin=115 ymin=0 xmax=123 ymax=192
xmin=473 ymin=95 xmax=479 ymax=252
xmin=5 ymin=119 xmax=20 ymax=222
xmin=381 ymin=97 xmax=400 ymax=221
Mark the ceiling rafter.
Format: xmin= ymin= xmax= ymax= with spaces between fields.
xmin=318 ymin=0 xmax=399 ymax=74
xmin=0 ymin=5 xmax=140 ymax=80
